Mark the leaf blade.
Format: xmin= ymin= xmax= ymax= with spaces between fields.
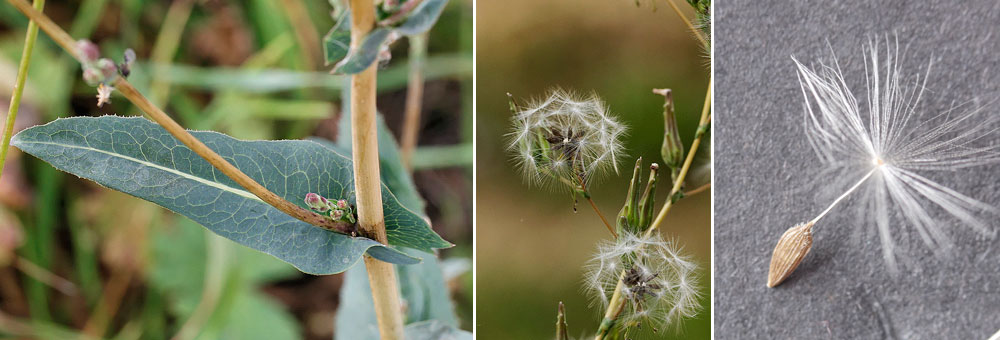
xmin=11 ymin=116 xmax=450 ymax=274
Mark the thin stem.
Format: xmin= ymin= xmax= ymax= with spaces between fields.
xmin=810 ymin=167 xmax=878 ymax=225
xmin=348 ymin=0 xmax=404 ymax=339
xmin=0 ymin=0 xmax=44 ymax=182
xmin=149 ymin=0 xmax=194 ymax=106
xmin=5 ymin=0 xmax=354 ymax=235
xmin=280 ymin=0 xmax=322 ymax=70
xmin=595 ymin=77 xmax=711 ymax=340
xmin=664 ymin=0 xmax=707 ymax=47
xmin=685 ymin=182 xmax=711 ymax=197
xmin=82 ymin=267 xmax=132 ymax=338
xmin=400 ymin=33 xmax=427 ymax=170
xmin=576 ymin=174 xmax=617 ymax=238
xmin=587 ymin=196 xmax=617 ymax=238
xmin=13 ymin=256 xmax=75 ymax=296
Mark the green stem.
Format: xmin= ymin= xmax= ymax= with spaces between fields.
xmin=0 ymin=0 xmax=45 ymax=182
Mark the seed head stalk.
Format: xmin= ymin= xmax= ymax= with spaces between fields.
xmin=595 ymin=77 xmax=711 ymax=340
xmin=348 ymin=0 xmax=405 ymax=339
xmin=0 ymin=0 xmax=44 ymax=182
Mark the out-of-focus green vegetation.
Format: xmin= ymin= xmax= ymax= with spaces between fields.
xmin=476 ymin=0 xmax=710 ymax=338
xmin=0 ymin=0 xmax=471 ymax=339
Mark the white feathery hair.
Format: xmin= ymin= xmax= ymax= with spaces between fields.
xmin=583 ymin=231 xmax=701 ymax=331
xmin=507 ymin=89 xmax=627 ymax=189
xmin=793 ymin=36 xmax=1000 ymax=272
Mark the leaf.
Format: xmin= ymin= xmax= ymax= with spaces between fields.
xmin=323 ymin=10 xmax=352 ymax=66
xmin=395 ymin=0 xmax=450 ymax=36
xmin=333 ymin=28 xmax=391 ymax=75
xmin=12 ymin=116 xmax=452 ymax=275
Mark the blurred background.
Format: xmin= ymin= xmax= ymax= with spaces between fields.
xmin=476 ymin=0 xmax=710 ymax=338
xmin=0 ymin=0 xmax=471 ymax=338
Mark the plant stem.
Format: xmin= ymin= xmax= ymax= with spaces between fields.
xmin=587 ymin=196 xmax=617 ymax=238
xmin=685 ymin=182 xmax=711 ymax=197
xmin=400 ymin=33 xmax=427 ymax=170
xmin=594 ymin=77 xmax=711 ymax=340
xmin=809 ymin=167 xmax=878 ymax=225
xmin=5 ymin=0 xmax=354 ymax=235
xmin=0 ymin=0 xmax=44 ymax=183
xmin=279 ymin=0 xmax=321 ymax=70
xmin=149 ymin=0 xmax=194 ymax=106
xmin=348 ymin=0 xmax=404 ymax=339
xmin=664 ymin=0 xmax=707 ymax=47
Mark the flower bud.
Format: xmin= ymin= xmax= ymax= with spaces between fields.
xmin=119 ymin=48 xmax=136 ymax=78
xmin=331 ymin=209 xmax=344 ymax=220
xmin=555 ymin=302 xmax=569 ymax=340
xmin=616 ymin=158 xmax=643 ymax=235
xmin=337 ymin=199 xmax=348 ymax=209
xmin=655 ymin=89 xmax=684 ymax=182
xmin=96 ymin=58 xmax=118 ymax=81
xmin=304 ymin=193 xmax=330 ymax=212
xmin=636 ymin=163 xmax=659 ymax=230
xmin=76 ymin=39 xmax=100 ymax=63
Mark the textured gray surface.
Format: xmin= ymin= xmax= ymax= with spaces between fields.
xmin=715 ymin=1 xmax=1000 ymax=339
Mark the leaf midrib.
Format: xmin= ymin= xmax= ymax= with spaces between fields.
xmin=21 ymin=140 xmax=263 ymax=202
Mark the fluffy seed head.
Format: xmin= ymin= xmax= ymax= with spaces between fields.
xmin=794 ymin=36 xmax=1000 ymax=272
xmin=507 ymin=89 xmax=627 ymax=189
xmin=584 ymin=232 xmax=701 ymax=331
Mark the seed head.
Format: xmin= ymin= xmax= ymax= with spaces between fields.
xmin=584 ymin=232 xmax=700 ymax=331
xmin=507 ymin=89 xmax=627 ymax=190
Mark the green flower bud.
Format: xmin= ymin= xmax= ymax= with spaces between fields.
xmin=555 ymin=302 xmax=569 ymax=340
xmin=656 ymin=88 xmax=684 ymax=182
xmin=636 ymin=163 xmax=659 ymax=231
xmin=616 ymin=157 xmax=643 ymax=235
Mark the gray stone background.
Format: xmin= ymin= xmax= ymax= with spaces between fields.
xmin=715 ymin=1 xmax=1000 ymax=339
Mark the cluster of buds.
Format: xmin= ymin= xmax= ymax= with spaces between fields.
xmin=76 ymin=40 xmax=135 ymax=107
xmin=304 ymin=193 xmax=356 ymax=224
xmin=616 ymin=158 xmax=660 ymax=236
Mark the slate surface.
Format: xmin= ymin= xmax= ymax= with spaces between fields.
xmin=715 ymin=1 xmax=1000 ymax=339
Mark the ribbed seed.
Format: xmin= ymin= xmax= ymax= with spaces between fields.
xmin=767 ymin=222 xmax=814 ymax=288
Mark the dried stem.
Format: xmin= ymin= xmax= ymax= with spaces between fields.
xmin=81 ymin=267 xmax=131 ymax=338
xmin=349 ymin=0 xmax=405 ymax=339
xmin=13 ymin=256 xmax=75 ymax=296
xmin=0 ymin=0 xmax=44 ymax=182
xmin=5 ymin=0 xmax=354 ymax=235
xmin=587 ymin=196 xmax=617 ymax=238
xmin=400 ymin=33 xmax=427 ymax=170
xmin=149 ymin=0 xmax=195 ymax=106
xmin=280 ymin=0 xmax=322 ymax=70
xmin=664 ymin=0 xmax=707 ymax=47
xmin=594 ymin=77 xmax=711 ymax=340
xmin=685 ymin=182 xmax=711 ymax=197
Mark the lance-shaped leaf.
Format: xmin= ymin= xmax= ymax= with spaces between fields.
xmin=334 ymin=28 xmax=392 ymax=75
xmin=11 ymin=116 xmax=452 ymax=275
xmin=395 ymin=0 xmax=449 ymax=36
